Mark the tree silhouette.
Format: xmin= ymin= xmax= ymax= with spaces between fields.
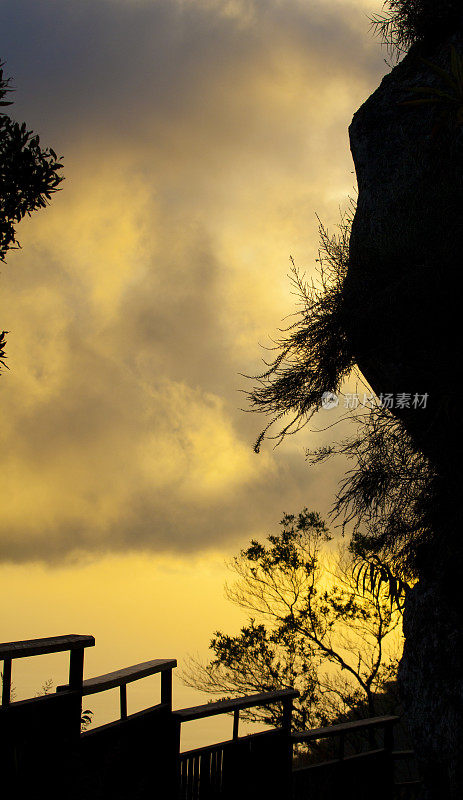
xmin=247 ymin=206 xmax=434 ymax=589
xmin=371 ymin=0 xmax=462 ymax=56
xmin=183 ymin=509 xmax=402 ymax=732
xmin=1 ymin=60 xmax=63 ymax=370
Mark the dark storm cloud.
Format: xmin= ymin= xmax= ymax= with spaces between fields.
xmin=0 ymin=0 xmax=382 ymax=145
xmin=0 ymin=0 xmax=384 ymax=563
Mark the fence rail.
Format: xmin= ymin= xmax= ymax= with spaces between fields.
xmin=0 ymin=633 xmax=420 ymax=799
xmin=0 ymin=633 xmax=95 ymax=707
xmin=175 ymin=689 xmax=297 ymax=800
xmin=292 ymin=714 xmax=399 ymax=743
xmin=291 ymin=714 xmax=420 ymax=800
xmin=57 ymin=657 xmax=176 ymax=719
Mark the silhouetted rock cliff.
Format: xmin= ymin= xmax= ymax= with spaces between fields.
xmin=346 ymin=29 xmax=463 ymax=471
xmin=346 ymin=21 xmax=463 ymax=800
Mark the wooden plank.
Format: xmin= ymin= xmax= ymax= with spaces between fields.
xmin=120 ymin=684 xmax=128 ymax=719
xmin=294 ymin=748 xmax=386 ymax=774
xmin=292 ymin=753 xmax=390 ymax=800
xmin=192 ymin=753 xmax=199 ymax=798
xmin=175 ymin=688 xmax=299 ymax=722
xmin=180 ymin=738 xmax=235 ymax=760
xmin=77 ymin=700 xmax=177 ymax=799
xmin=0 ymin=634 xmax=95 ymax=660
xmin=341 ymin=747 xmax=387 ymax=764
xmin=80 ymin=701 xmax=168 ymax=738
xmin=57 ymin=658 xmax=177 ymax=695
xmin=395 ymin=780 xmax=422 ymax=787
xmin=180 ymin=728 xmax=281 ymax=759
xmin=1 ymin=657 xmax=11 ymax=706
xmin=161 ymin=668 xmax=173 ymax=708
xmin=282 ymin=695 xmax=293 ymax=731
xmin=292 ymin=715 xmax=399 ymax=742
xmin=393 ymin=749 xmax=416 ymax=760
xmin=293 ymin=756 xmax=345 ymax=774
xmin=232 ymin=709 xmax=239 ymax=740
xmin=69 ymin=647 xmax=85 ymax=690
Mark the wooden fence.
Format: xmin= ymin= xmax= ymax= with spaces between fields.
xmin=175 ymin=689 xmax=296 ymax=800
xmin=293 ymin=715 xmax=396 ymax=800
xmin=0 ymin=633 xmax=420 ymax=799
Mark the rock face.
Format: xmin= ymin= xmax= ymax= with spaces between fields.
xmin=345 ymin=25 xmax=463 ymax=800
xmin=346 ymin=30 xmax=463 ymax=471
xmin=400 ymin=581 xmax=463 ymax=798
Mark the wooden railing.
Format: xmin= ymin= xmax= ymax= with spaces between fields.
xmin=292 ymin=712 xmax=398 ymax=749
xmin=0 ymin=634 xmax=420 ymax=799
xmin=175 ymin=687 xmax=296 ymax=734
xmin=175 ymin=689 xmax=298 ymax=800
xmin=57 ymin=657 xmax=176 ymax=719
xmin=0 ymin=634 xmax=95 ymax=797
xmin=57 ymin=657 xmax=179 ymax=799
xmin=292 ymin=715 xmax=405 ymax=800
xmin=0 ymin=633 xmax=95 ymax=707
xmin=0 ymin=635 xmax=178 ymax=799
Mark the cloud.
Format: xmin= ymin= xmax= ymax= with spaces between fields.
xmin=0 ymin=0 xmax=385 ymax=563
xmin=2 ymin=0 xmax=383 ymax=148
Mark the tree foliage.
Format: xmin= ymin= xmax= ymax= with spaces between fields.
xmin=247 ymin=201 xmax=435 ymax=579
xmin=371 ymin=1 xmax=462 ymax=56
xmin=182 ymin=510 xmax=402 ymax=732
xmin=0 ymin=62 xmax=63 ymax=261
xmin=248 ymin=207 xmax=355 ymax=454
xmin=308 ymin=404 xmax=434 ymax=582
xmin=1 ymin=60 xmax=63 ymax=370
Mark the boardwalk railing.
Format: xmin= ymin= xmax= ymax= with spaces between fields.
xmin=0 ymin=635 xmax=95 ymax=796
xmin=57 ymin=656 xmax=178 ymax=799
xmin=292 ymin=715 xmax=418 ymax=800
xmin=1 ymin=633 xmax=95 ymax=708
xmin=1 ymin=633 xmax=420 ymax=799
xmin=175 ymin=689 xmax=297 ymax=800
xmin=57 ymin=656 xmax=176 ymax=716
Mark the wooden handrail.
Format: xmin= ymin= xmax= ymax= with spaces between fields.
xmin=393 ymin=749 xmax=416 ymax=760
xmin=175 ymin=688 xmax=299 ymax=722
xmin=57 ymin=657 xmax=177 ymax=721
xmin=292 ymin=715 xmax=399 ymax=742
xmin=0 ymin=634 xmax=95 ymax=708
xmin=57 ymin=658 xmax=177 ymax=695
xmin=0 ymin=634 xmax=95 ymax=661
xmin=180 ymin=726 xmax=283 ymax=759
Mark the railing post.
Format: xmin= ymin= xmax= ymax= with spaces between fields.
xmin=161 ymin=668 xmax=173 ymax=709
xmin=1 ymin=657 xmax=12 ymax=706
xmin=384 ymin=719 xmax=395 ymax=799
xmin=282 ymin=696 xmax=294 ymax=798
xmin=172 ymin=712 xmax=182 ymax=800
xmin=69 ymin=647 xmax=85 ymax=690
xmin=233 ymin=709 xmax=240 ymax=740
xmin=338 ymin=732 xmax=345 ymax=761
xmin=282 ymin=696 xmax=293 ymax=732
xmin=120 ymin=683 xmax=128 ymax=719
xmin=68 ymin=646 xmax=85 ymax=738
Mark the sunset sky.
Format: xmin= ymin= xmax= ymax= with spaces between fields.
xmin=1 ymin=0 xmax=388 ymax=741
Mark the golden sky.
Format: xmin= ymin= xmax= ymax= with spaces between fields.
xmin=1 ymin=0 xmax=387 ymax=735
